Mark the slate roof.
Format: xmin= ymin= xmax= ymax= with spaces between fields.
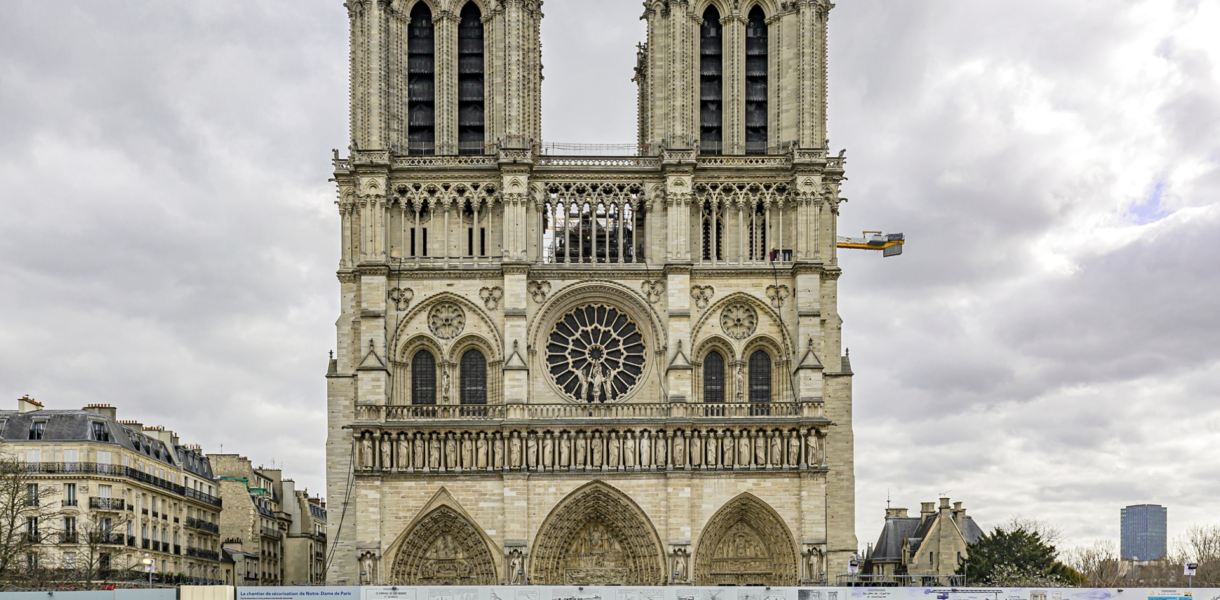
xmin=868 ymin=512 xmax=985 ymax=562
xmin=0 ymin=408 xmax=214 ymax=479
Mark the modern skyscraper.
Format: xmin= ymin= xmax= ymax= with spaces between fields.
xmin=1121 ymin=504 xmax=1167 ymax=561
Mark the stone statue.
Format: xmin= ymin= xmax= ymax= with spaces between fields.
xmin=673 ymin=431 xmax=686 ymax=467
xmin=690 ymin=432 xmax=701 ymax=467
xmin=770 ymin=432 xmax=783 ymax=466
xmin=494 ymin=433 xmax=505 ymax=469
xmin=526 ymin=433 xmax=538 ymax=469
xmin=608 ymin=431 xmax=620 ymax=468
xmin=461 ymin=434 xmax=473 ymax=469
xmin=670 ymin=548 xmax=689 ymax=583
xmin=721 ymin=432 xmax=734 ymax=466
xmin=804 ymin=546 xmax=824 ymax=581
xmin=380 ymin=435 xmax=392 ymax=470
xmin=591 ymin=432 xmax=603 ymax=467
xmin=445 ymin=434 xmax=458 ymax=470
xmin=639 ymin=430 xmax=650 ymax=468
xmin=559 ymin=432 xmax=570 ymax=468
xmin=429 ymin=434 xmax=440 ymax=469
xmin=655 ymin=431 xmax=667 ymax=467
xmin=508 ymin=549 xmax=525 ymax=585
xmin=510 ymin=433 xmax=522 ymax=468
xmin=542 ymin=432 xmax=554 ymax=469
xmin=414 ymin=434 xmax=425 ymax=470
xmin=476 ymin=434 xmax=488 ymax=469
xmin=361 ymin=434 xmax=374 ymax=470
xmin=575 ymin=432 xmax=587 ymax=468
xmin=361 ymin=552 xmax=377 ymax=585
xmin=740 ymin=432 xmax=752 ymax=467
xmin=707 ymin=432 xmax=718 ymax=467
xmin=806 ymin=431 xmax=819 ymax=467
xmin=441 ymin=370 xmax=452 ymax=403
xmin=398 ymin=435 xmax=410 ymax=470
xmin=788 ymin=432 xmax=801 ymax=467
xmin=624 ymin=432 xmax=636 ymax=468
xmin=735 ymin=364 xmax=745 ymax=401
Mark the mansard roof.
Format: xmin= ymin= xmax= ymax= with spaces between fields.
xmin=868 ymin=511 xmax=985 ymax=562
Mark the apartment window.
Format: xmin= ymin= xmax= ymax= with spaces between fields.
xmin=91 ymin=421 xmax=110 ymax=442
xmin=25 ymin=449 xmax=40 ymax=464
xmin=63 ymin=552 xmax=77 ymax=570
xmin=28 ymin=420 xmax=46 ymax=440
xmin=99 ymin=484 xmax=112 ymax=499
xmin=122 ymin=455 xmax=130 ymax=467
xmin=64 ymin=483 xmax=76 ymax=506
xmin=64 ymin=516 xmax=76 ymax=539
xmin=26 ymin=517 xmax=39 ymax=539
xmin=26 ymin=484 xmax=39 ymax=506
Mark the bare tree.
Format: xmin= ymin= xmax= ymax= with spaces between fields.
xmin=1062 ymin=539 xmax=1127 ymax=587
xmin=1176 ymin=524 xmax=1220 ymax=585
xmin=0 ymin=453 xmax=65 ymax=586
xmin=70 ymin=508 xmax=134 ymax=589
xmin=1003 ymin=515 xmax=1064 ymax=548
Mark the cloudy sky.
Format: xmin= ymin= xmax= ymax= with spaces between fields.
xmin=2 ymin=1 xmax=1218 ymax=553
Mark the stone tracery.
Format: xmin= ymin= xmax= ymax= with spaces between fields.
xmin=693 ymin=493 xmax=798 ymax=586
xmin=546 ymin=304 xmax=647 ymax=403
xmin=390 ymin=505 xmax=498 ymax=585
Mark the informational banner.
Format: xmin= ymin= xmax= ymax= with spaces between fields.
xmin=237 ymin=587 xmax=361 ymax=600
xmin=226 ymin=588 xmax=1220 ymax=600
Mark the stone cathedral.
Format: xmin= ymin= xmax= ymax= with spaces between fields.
xmin=326 ymin=0 xmax=855 ymax=588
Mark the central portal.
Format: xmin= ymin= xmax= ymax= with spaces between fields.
xmin=530 ymin=482 xmax=665 ymax=585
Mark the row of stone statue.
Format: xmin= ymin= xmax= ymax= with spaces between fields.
xmin=356 ymin=427 xmax=827 ymax=473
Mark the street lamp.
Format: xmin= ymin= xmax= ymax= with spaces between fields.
xmin=1185 ymin=562 xmax=1198 ymax=588
xmin=141 ymin=554 xmax=153 ymax=587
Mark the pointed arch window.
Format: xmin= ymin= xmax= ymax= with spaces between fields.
xmin=407 ymin=3 xmax=435 ymax=155
xmin=704 ymin=350 xmax=725 ymax=403
xmin=460 ymin=349 xmax=487 ymax=406
xmin=458 ymin=2 xmax=485 ymax=154
xmin=748 ymin=350 xmax=771 ymax=403
xmin=745 ymin=6 xmax=768 ymax=155
xmin=700 ymin=6 xmax=723 ymax=155
xmin=411 ymin=349 xmax=437 ymax=405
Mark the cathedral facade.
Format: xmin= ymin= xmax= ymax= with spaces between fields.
xmin=326 ymin=0 xmax=854 ymax=587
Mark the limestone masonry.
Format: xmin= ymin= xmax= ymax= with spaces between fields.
xmin=327 ymin=0 xmax=853 ymax=587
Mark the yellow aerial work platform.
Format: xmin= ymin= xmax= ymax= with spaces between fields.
xmin=837 ymin=231 xmax=905 ymax=257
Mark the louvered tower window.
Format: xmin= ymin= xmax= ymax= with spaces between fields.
xmin=700 ymin=7 xmax=723 ymax=155
xmin=411 ymin=349 xmax=436 ymax=405
xmin=407 ymin=3 xmax=435 ymax=155
xmin=704 ymin=351 xmax=725 ymax=403
xmin=458 ymin=2 xmax=485 ymax=155
xmin=745 ymin=6 xmax=768 ymax=155
xmin=460 ymin=349 xmax=487 ymax=405
xmin=748 ymin=350 xmax=771 ymax=403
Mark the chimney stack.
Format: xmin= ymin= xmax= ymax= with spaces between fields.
xmin=18 ymin=396 xmax=42 ymax=413
xmin=920 ymin=502 xmax=936 ymax=517
xmin=83 ymin=403 xmax=117 ymax=419
xmin=951 ymin=501 xmax=965 ymax=525
xmin=886 ymin=507 xmax=909 ymax=518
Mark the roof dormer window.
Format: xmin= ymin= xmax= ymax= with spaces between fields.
xmin=91 ymin=421 xmax=110 ymax=442
xmin=28 ymin=420 xmax=46 ymax=440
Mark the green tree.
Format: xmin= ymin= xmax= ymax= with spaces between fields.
xmin=958 ymin=523 xmax=1086 ymax=586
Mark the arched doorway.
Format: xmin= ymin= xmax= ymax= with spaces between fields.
xmin=389 ymin=503 xmax=498 ymax=585
xmin=693 ymin=493 xmax=798 ymax=585
xmin=530 ymin=481 xmax=665 ymax=585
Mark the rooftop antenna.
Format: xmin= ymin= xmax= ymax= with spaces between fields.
xmin=887 ymin=489 xmax=891 ymax=510
xmin=939 ymin=490 xmax=952 ymax=497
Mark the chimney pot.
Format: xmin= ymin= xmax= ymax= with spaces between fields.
xmin=939 ymin=497 xmax=951 ymax=509
xmin=18 ymin=396 xmax=43 ymax=413
xmin=920 ymin=502 xmax=935 ymax=515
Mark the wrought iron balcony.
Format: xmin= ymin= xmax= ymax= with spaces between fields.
xmin=89 ymin=497 xmax=126 ymax=511
xmin=23 ymin=462 xmax=222 ymax=508
xmin=186 ymin=517 xmax=220 ymax=534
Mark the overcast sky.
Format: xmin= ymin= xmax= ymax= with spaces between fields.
xmin=1 ymin=1 xmax=1218 ymax=553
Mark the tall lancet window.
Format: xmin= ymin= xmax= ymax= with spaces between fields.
xmin=699 ymin=6 xmax=723 ymax=155
xmin=458 ymin=2 xmax=485 ymax=154
xmin=745 ymin=6 xmax=768 ymax=154
xmin=407 ymin=3 xmax=435 ymax=155
xmin=704 ymin=351 xmax=725 ymax=403
xmin=412 ymin=349 xmax=437 ymax=405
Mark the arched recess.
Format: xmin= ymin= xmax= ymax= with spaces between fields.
xmin=394 ymin=291 xmax=504 ymax=360
xmin=529 ymin=481 xmax=665 ymax=585
xmin=387 ymin=488 xmax=499 ymax=585
xmin=448 ymin=333 xmax=503 ymax=405
xmin=693 ymin=334 xmax=735 ymax=403
xmin=691 ymin=291 xmax=794 ymax=359
xmin=741 ymin=334 xmax=790 ymax=404
xmin=391 ymin=334 xmax=444 ymax=405
xmin=693 ymin=492 xmax=798 ymax=586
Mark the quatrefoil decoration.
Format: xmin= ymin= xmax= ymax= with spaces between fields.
xmin=479 ymin=286 xmax=503 ymax=310
xmin=690 ymin=285 xmax=715 ymax=309
xmin=428 ymin=302 xmax=466 ymax=339
xmin=766 ymin=285 xmax=790 ymax=309
xmin=641 ymin=280 xmax=666 ymax=304
xmin=388 ymin=287 xmax=414 ymax=311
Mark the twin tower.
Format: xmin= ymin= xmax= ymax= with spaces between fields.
xmin=327 ymin=0 xmax=855 ymax=588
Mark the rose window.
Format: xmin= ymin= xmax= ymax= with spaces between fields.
xmin=546 ymin=304 xmax=646 ymax=403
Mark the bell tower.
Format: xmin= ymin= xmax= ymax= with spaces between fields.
xmin=327 ymin=0 xmax=856 ymax=587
